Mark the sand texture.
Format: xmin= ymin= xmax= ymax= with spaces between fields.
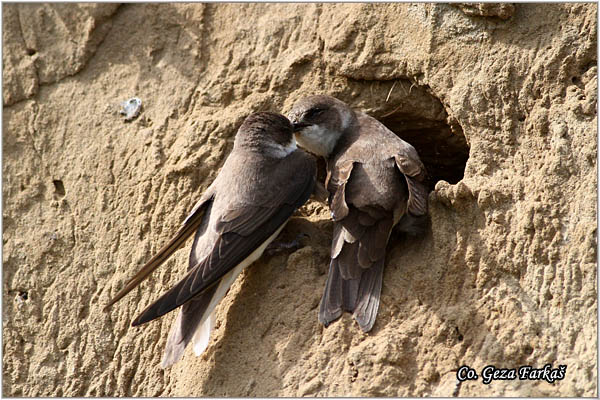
xmin=2 ymin=3 xmax=597 ymax=396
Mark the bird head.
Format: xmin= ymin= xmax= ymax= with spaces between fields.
xmin=235 ymin=112 xmax=297 ymax=158
xmin=287 ymin=95 xmax=356 ymax=158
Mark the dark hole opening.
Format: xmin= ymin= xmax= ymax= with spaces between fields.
xmin=379 ymin=113 xmax=469 ymax=190
xmin=361 ymin=80 xmax=470 ymax=191
xmin=26 ymin=48 xmax=36 ymax=56
xmin=311 ymin=80 xmax=469 ymax=197
xmin=53 ymin=180 xmax=66 ymax=197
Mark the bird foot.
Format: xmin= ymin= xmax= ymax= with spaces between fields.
xmin=264 ymin=233 xmax=308 ymax=256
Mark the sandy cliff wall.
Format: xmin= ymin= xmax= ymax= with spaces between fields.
xmin=2 ymin=3 xmax=597 ymax=396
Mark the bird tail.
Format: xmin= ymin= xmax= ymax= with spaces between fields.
xmin=318 ymin=258 xmax=343 ymax=327
xmin=160 ymin=285 xmax=217 ymax=368
xmin=192 ymin=312 xmax=215 ymax=356
xmin=318 ymin=257 xmax=384 ymax=333
xmin=352 ymin=258 xmax=384 ymax=332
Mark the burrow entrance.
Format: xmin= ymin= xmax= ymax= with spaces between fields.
xmin=346 ymin=79 xmax=469 ymax=191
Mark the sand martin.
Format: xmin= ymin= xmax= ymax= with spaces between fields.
xmin=288 ymin=95 xmax=428 ymax=332
xmin=105 ymin=112 xmax=317 ymax=367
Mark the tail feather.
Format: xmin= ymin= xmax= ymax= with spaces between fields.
xmin=353 ymin=259 xmax=384 ymax=332
xmin=319 ymin=256 xmax=385 ymax=333
xmin=337 ymin=241 xmax=362 ymax=280
xmin=161 ymin=311 xmax=187 ymax=368
xmin=160 ymin=285 xmax=217 ymax=368
xmin=318 ymin=259 xmax=343 ymax=327
xmin=341 ymin=277 xmax=360 ymax=312
xmin=321 ymin=208 xmax=392 ymax=332
xmin=192 ymin=312 xmax=215 ymax=356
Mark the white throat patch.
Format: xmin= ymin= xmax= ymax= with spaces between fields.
xmin=295 ymin=125 xmax=342 ymax=157
xmin=266 ymin=136 xmax=297 ymax=158
xmin=339 ymin=107 xmax=353 ymax=131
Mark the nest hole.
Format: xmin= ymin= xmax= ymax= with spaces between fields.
xmin=371 ymin=80 xmax=469 ymax=190
xmin=381 ymin=115 xmax=468 ymax=190
xmin=348 ymin=79 xmax=469 ymax=191
xmin=377 ymin=110 xmax=468 ymax=190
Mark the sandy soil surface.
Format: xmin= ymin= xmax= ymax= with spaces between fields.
xmin=3 ymin=3 xmax=597 ymax=396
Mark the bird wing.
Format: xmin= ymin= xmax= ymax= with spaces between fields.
xmin=394 ymin=151 xmax=428 ymax=216
xmin=354 ymin=111 xmax=428 ymax=216
xmin=103 ymin=191 xmax=215 ymax=310
xmin=131 ymin=151 xmax=316 ymax=326
xmin=326 ymin=159 xmax=354 ymax=221
xmin=321 ymin=112 xmax=429 ymax=332
xmin=321 ymin=157 xmax=394 ymax=332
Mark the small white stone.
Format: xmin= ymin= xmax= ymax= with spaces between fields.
xmin=120 ymin=97 xmax=142 ymax=121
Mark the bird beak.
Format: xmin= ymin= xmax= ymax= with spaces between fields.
xmin=292 ymin=121 xmax=311 ymax=131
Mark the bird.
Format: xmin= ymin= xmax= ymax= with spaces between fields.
xmin=287 ymin=95 xmax=428 ymax=332
xmin=104 ymin=111 xmax=317 ymax=367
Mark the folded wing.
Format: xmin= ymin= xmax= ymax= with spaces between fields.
xmin=132 ymin=152 xmax=316 ymax=326
xmin=104 ymin=191 xmax=215 ymax=310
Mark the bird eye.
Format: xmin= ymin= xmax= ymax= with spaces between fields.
xmin=305 ymin=107 xmax=324 ymax=118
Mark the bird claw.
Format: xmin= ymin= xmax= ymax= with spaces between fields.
xmin=264 ymin=233 xmax=308 ymax=256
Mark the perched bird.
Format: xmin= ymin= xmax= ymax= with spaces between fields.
xmin=105 ymin=112 xmax=316 ymax=367
xmin=288 ymin=95 xmax=428 ymax=332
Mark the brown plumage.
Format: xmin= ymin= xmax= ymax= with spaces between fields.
xmin=289 ymin=95 xmax=428 ymax=332
xmin=105 ymin=112 xmax=316 ymax=367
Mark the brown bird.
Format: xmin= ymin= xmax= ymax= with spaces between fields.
xmin=288 ymin=95 xmax=428 ymax=332
xmin=105 ymin=112 xmax=316 ymax=367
